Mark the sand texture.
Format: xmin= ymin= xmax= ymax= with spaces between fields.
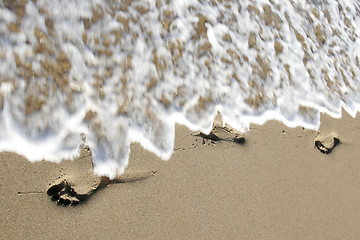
xmin=1 ymin=111 xmax=360 ymax=240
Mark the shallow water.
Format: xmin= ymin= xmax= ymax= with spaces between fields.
xmin=0 ymin=0 xmax=359 ymax=178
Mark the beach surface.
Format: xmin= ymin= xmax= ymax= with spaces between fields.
xmin=1 ymin=111 xmax=359 ymax=240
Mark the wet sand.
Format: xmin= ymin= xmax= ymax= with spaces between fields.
xmin=1 ymin=111 xmax=359 ymax=240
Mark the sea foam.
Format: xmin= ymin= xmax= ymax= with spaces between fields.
xmin=0 ymin=0 xmax=359 ymax=178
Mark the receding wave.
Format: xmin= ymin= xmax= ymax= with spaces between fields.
xmin=0 ymin=0 xmax=359 ymax=178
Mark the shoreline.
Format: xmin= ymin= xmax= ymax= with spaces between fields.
xmin=1 ymin=111 xmax=359 ymax=239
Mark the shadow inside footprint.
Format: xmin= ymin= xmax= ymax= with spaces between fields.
xmin=47 ymin=179 xmax=93 ymax=206
xmin=193 ymin=129 xmax=245 ymax=145
xmin=314 ymin=134 xmax=340 ymax=154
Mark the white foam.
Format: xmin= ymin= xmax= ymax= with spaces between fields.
xmin=0 ymin=0 xmax=360 ymax=178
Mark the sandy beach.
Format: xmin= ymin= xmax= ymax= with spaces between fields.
xmin=2 ymin=1 xmax=360 ymax=239
xmin=1 ymin=111 xmax=359 ymax=240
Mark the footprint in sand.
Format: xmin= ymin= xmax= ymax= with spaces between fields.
xmin=47 ymin=170 xmax=157 ymax=206
xmin=314 ymin=133 xmax=340 ymax=154
xmin=192 ymin=113 xmax=245 ymax=146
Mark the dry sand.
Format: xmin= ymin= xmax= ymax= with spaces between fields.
xmin=1 ymin=111 xmax=360 ymax=240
